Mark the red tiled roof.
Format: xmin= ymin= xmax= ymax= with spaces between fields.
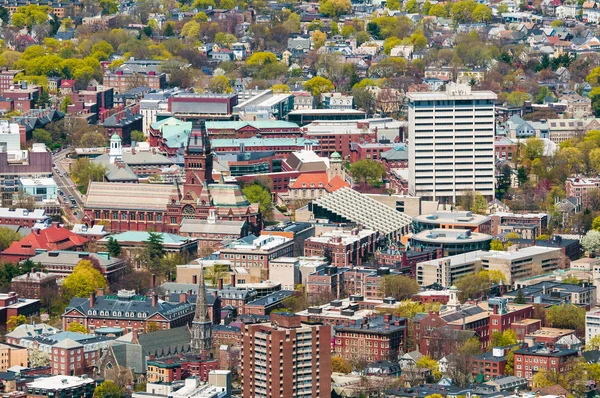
xmin=60 ymin=80 xmax=75 ymax=88
xmin=547 ymin=36 xmax=560 ymax=45
xmin=2 ymin=225 xmax=88 ymax=257
xmin=325 ymin=175 xmax=350 ymax=193
xmin=289 ymin=173 xmax=329 ymax=189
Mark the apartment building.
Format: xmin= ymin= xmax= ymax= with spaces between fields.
xmin=407 ymin=83 xmax=496 ymax=203
xmin=241 ymin=313 xmax=331 ymax=398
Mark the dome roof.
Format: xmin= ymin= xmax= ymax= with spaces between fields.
xmin=330 ymin=151 xmax=341 ymax=159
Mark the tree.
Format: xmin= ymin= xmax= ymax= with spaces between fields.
xmin=332 ymin=356 xmax=352 ymax=373
xmin=350 ymin=159 xmax=386 ymax=187
xmin=451 ymin=0 xmax=477 ymax=23
xmin=507 ymin=91 xmax=530 ymax=107
xmin=405 ymin=0 xmax=418 ymax=13
xmin=319 ymin=0 xmax=351 ymax=17
xmin=582 ymin=230 xmax=600 ymax=254
xmin=131 ymin=130 xmax=145 ymax=143
xmin=504 ymin=349 xmax=515 ymax=374
xmin=192 ymin=0 xmax=215 ymax=7
xmin=497 ymin=3 xmax=509 ymax=13
xmin=60 ymin=96 xmax=72 ymax=113
xmin=416 ymin=356 xmax=441 ymax=380
xmin=11 ymin=5 xmax=50 ymax=29
xmin=99 ymin=0 xmax=119 ymax=14
xmin=381 ymin=275 xmax=420 ymax=300
xmin=66 ymin=322 xmax=87 ymax=333
xmin=0 ymin=227 xmax=21 ymax=251
xmin=471 ymin=192 xmax=487 ymax=215
xmin=490 ymin=239 xmax=505 ymax=251
xmin=204 ymin=263 xmax=230 ymax=286
xmin=28 ymin=349 xmax=50 ymax=367
xmin=590 ymin=148 xmax=600 ymax=174
xmin=70 ymin=158 xmax=107 ymax=194
xmin=546 ymin=304 xmax=585 ymax=336
xmin=586 ymin=335 xmax=600 ymax=351
xmin=144 ymin=232 xmax=166 ymax=264
xmin=429 ymin=3 xmax=448 ymax=17
xmin=455 ymin=272 xmax=489 ymax=301
xmin=456 ymin=191 xmax=486 ymax=214
xmin=311 ymin=30 xmax=327 ymax=50
xmin=246 ymin=52 xmax=278 ymax=67
xmin=181 ymin=21 xmax=200 ymax=39
xmin=522 ymin=137 xmax=545 ymax=160
xmin=271 ymin=84 xmax=290 ymax=93
xmin=107 ymin=237 xmax=122 ymax=257
xmin=209 ymin=76 xmax=232 ymax=94
xmin=303 ymin=76 xmax=334 ymax=98
xmin=243 ymin=183 xmax=273 ymax=221
xmin=514 ymin=289 xmax=527 ymax=304
xmin=62 ymin=260 xmax=107 ymax=299
xmin=6 ymin=314 xmax=26 ymax=331
xmin=490 ymin=330 xmax=517 ymax=348
xmin=94 ymin=380 xmax=124 ymax=398
xmin=472 ymin=4 xmax=492 ymax=22
xmin=33 ymin=128 xmax=53 ymax=147
xmin=351 ymin=87 xmax=376 ymax=114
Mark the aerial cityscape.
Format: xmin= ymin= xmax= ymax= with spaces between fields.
xmin=0 ymin=0 xmax=599 ymax=397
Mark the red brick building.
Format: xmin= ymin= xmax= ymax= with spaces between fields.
xmin=374 ymin=247 xmax=442 ymax=275
xmin=2 ymin=84 xmax=41 ymax=113
xmin=513 ymin=343 xmax=579 ymax=386
xmin=350 ymin=141 xmax=396 ymax=163
xmin=494 ymin=137 xmax=517 ymax=162
xmin=0 ymin=208 xmax=51 ymax=229
xmin=1 ymin=223 xmax=88 ymax=263
xmin=304 ymin=228 xmax=378 ymax=268
xmin=146 ymin=356 xmax=219 ymax=383
xmin=241 ymin=313 xmax=331 ymax=398
xmin=11 ymin=271 xmax=58 ymax=300
xmin=0 ymin=68 xmax=22 ymax=95
xmin=333 ymin=313 xmax=408 ymax=362
xmin=205 ymin=121 xmax=301 ymax=139
xmin=471 ymin=346 xmax=511 ymax=381
xmin=303 ymin=120 xmax=378 ymax=158
xmin=0 ymin=292 xmax=40 ymax=328
xmin=103 ymin=70 xmax=166 ymax=94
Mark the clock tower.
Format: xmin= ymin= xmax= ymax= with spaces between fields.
xmin=182 ymin=132 xmax=213 ymax=203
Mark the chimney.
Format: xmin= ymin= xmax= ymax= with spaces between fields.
xmin=53 ymin=221 xmax=60 ymax=229
xmin=179 ymin=293 xmax=187 ymax=303
xmin=90 ymin=292 xmax=96 ymax=307
xmin=97 ymin=288 xmax=104 ymax=296
xmin=152 ymin=274 xmax=156 ymax=288
xmin=152 ymin=292 xmax=158 ymax=307
xmin=230 ymin=274 xmax=236 ymax=287
xmin=218 ymin=278 xmax=224 ymax=290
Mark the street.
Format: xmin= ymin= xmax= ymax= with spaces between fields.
xmin=52 ymin=147 xmax=84 ymax=224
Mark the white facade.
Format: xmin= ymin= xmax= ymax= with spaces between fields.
xmin=407 ymin=83 xmax=496 ymax=204
xmin=0 ymin=120 xmax=21 ymax=152
xmin=586 ymin=309 xmax=600 ymax=342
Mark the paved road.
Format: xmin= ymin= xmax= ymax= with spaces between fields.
xmin=52 ymin=147 xmax=84 ymax=224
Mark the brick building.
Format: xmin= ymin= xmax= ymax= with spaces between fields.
xmin=304 ymin=228 xmax=378 ymax=267
xmin=2 ymin=84 xmax=41 ymax=113
xmin=513 ymin=343 xmax=579 ymax=386
xmin=102 ymin=107 xmax=143 ymax=145
xmin=0 ymin=68 xmax=22 ymax=95
xmin=350 ymin=141 xmax=396 ymax=163
xmin=302 ymin=120 xmax=378 ymax=158
xmin=1 ymin=223 xmax=88 ymax=263
xmin=0 ymin=208 xmax=51 ymax=228
xmin=11 ymin=271 xmax=58 ymax=300
xmin=241 ymin=313 xmax=331 ymax=398
xmin=566 ymin=177 xmax=600 ymax=208
xmin=205 ymin=121 xmax=301 ymax=139
xmin=333 ymin=313 xmax=408 ymax=362
xmin=494 ymin=137 xmax=518 ymax=162
xmin=489 ymin=212 xmax=548 ymax=236
xmin=471 ymin=346 xmax=512 ymax=381
xmin=103 ymin=70 xmax=166 ymax=94
xmin=167 ymin=93 xmax=238 ymax=121
xmin=62 ymin=289 xmax=197 ymax=334
xmin=0 ymin=292 xmax=40 ymax=329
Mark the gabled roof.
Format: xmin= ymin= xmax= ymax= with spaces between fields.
xmin=2 ymin=225 xmax=88 ymax=257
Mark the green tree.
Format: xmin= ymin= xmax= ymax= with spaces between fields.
xmin=62 ymin=260 xmax=107 ymax=299
xmin=106 ymin=237 xmax=122 ymax=258
xmin=586 ymin=335 xmax=600 ymax=351
xmin=332 ymin=356 xmax=352 ymax=373
xmin=98 ymin=0 xmax=119 ymax=14
xmin=66 ymin=322 xmax=87 ymax=333
xmin=0 ymin=227 xmax=21 ymax=251
xmin=246 ymin=52 xmax=278 ymax=66
xmin=507 ymin=91 xmax=530 ymax=107
xmin=60 ymin=96 xmax=72 ymax=113
xmin=271 ymin=84 xmax=290 ymax=93
xmin=303 ymin=76 xmax=334 ymax=98
xmin=504 ymin=349 xmax=515 ymax=374
xmin=144 ymin=232 xmax=166 ymax=263
xmin=209 ymin=75 xmax=232 ymax=94
xmin=416 ymin=356 xmax=441 ymax=380
xmin=497 ymin=3 xmax=509 ymax=13
xmin=351 ymin=87 xmax=376 ymax=114
xmin=341 ymin=25 xmax=356 ymax=37
xmin=32 ymin=128 xmax=52 ymax=147
xmin=562 ymin=275 xmax=580 ymax=284
xmin=490 ymin=239 xmax=505 ymax=251
xmin=546 ymin=304 xmax=585 ymax=336
xmin=131 ymin=130 xmax=145 ymax=143
xmin=472 ymin=4 xmax=492 ymax=22
xmin=192 ymin=0 xmax=215 ymax=7
xmin=11 ymin=5 xmax=49 ymax=29
xmin=490 ymin=329 xmax=517 ymax=348
xmin=319 ymin=0 xmax=351 ymax=17
xmin=383 ymin=37 xmax=402 ymax=55
xmin=451 ymin=0 xmax=477 ymax=23
xmin=429 ymin=3 xmax=448 ymax=17
xmin=387 ymin=0 xmax=401 ymax=10
xmin=94 ymin=380 xmax=124 ymax=398
xmin=181 ymin=20 xmax=200 ymax=39
xmin=405 ymin=0 xmax=418 ymax=12
xmin=349 ymin=159 xmax=386 ymax=187
xmin=582 ymin=230 xmax=600 ymax=254
xmin=514 ymin=289 xmax=527 ymax=304
xmin=455 ymin=272 xmax=490 ymax=301
xmin=242 ymin=183 xmax=273 ymax=221
xmin=471 ymin=192 xmax=487 ymax=214
xmin=6 ymin=315 xmax=26 ymax=331
xmin=71 ymin=158 xmax=107 ymax=194
xmin=381 ymin=275 xmax=420 ymax=300
xmin=522 ymin=137 xmax=545 ymax=160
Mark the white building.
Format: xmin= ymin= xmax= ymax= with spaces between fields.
xmin=407 ymin=83 xmax=497 ymax=204
xmin=586 ymin=309 xmax=600 ymax=342
xmin=0 ymin=120 xmax=21 ymax=152
xmin=139 ymin=88 xmax=183 ymax=136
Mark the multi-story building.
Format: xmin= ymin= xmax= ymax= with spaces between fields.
xmin=333 ymin=313 xmax=408 ymax=362
xmin=140 ymin=88 xmax=184 ymax=135
xmin=2 ymin=84 xmax=41 ymax=113
xmin=304 ymin=228 xmax=378 ymax=267
xmin=0 ymin=292 xmax=40 ymax=327
xmin=586 ymin=309 xmax=600 ymax=341
xmin=103 ymin=67 xmax=167 ymax=94
xmin=494 ymin=136 xmax=518 ymax=162
xmin=205 ymin=121 xmax=301 ymax=139
xmin=566 ymin=176 xmax=600 ymax=208
xmin=407 ymin=83 xmax=496 ymax=203
xmin=219 ymin=235 xmax=294 ymax=282
xmin=490 ymin=212 xmax=548 ymax=236
xmin=0 ymin=68 xmax=22 ymax=96
xmin=26 ymin=376 xmax=96 ymax=398
xmin=306 ymin=266 xmax=349 ymax=299
xmin=513 ymin=343 xmax=578 ymax=386
xmin=506 ymin=280 xmax=595 ymax=306
xmin=0 ymin=143 xmax=52 ymax=206
xmin=241 ymin=313 xmax=331 ymax=398
xmin=11 ymin=271 xmax=58 ymax=300
xmin=0 ymin=343 xmax=26 ymax=371
xmin=233 ymin=90 xmax=294 ymax=120
xmin=471 ymin=346 xmax=511 ymax=381
xmin=413 ymin=210 xmax=492 ymax=234
xmin=167 ymin=93 xmax=238 ymax=122
xmin=0 ymin=208 xmax=51 ymax=228
xmin=411 ymin=229 xmax=492 ymax=257
xmin=302 ymin=119 xmax=377 ymax=158
xmin=62 ymin=289 xmax=197 ymax=334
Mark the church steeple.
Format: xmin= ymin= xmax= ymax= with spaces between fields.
xmin=183 ymin=132 xmax=213 ymax=200
xmin=190 ymin=265 xmax=212 ymax=355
